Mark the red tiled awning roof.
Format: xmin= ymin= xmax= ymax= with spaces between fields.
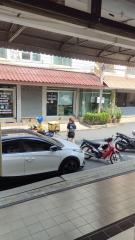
xmin=0 ymin=64 xmax=102 ymax=89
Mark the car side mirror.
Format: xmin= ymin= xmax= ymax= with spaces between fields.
xmin=50 ymin=145 xmax=58 ymax=151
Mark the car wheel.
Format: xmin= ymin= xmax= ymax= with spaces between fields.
xmin=59 ymin=158 xmax=79 ymax=175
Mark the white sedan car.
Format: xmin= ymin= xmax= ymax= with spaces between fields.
xmin=1 ymin=131 xmax=85 ymax=177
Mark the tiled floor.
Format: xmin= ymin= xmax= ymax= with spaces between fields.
xmin=75 ymin=213 xmax=135 ymax=239
xmin=0 ymin=172 xmax=135 ymax=240
xmin=109 ymin=227 xmax=134 ymax=240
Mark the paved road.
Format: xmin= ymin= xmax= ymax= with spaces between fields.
xmin=60 ymin=122 xmax=135 ymax=142
xmin=59 ymin=122 xmax=135 ymax=170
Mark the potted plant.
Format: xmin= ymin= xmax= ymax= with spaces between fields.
xmin=115 ymin=107 xmax=122 ymax=122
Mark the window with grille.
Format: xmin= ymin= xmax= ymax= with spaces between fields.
xmin=53 ymin=56 xmax=72 ymax=66
xmin=0 ymin=48 xmax=7 ymax=58
xmin=22 ymin=52 xmax=30 ymax=60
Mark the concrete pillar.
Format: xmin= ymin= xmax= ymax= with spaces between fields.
xmin=111 ymin=90 xmax=116 ymax=107
xmin=96 ymin=63 xmax=104 ymax=112
xmin=75 ymin=89 xmax=80 ymax=118
xmin=98 ymin=89 xmax=103 ymax=112
xmin=42 ymin=86 xmax=47 ymax=117
xmin=16 ymin=85 xmax=21 ymax=122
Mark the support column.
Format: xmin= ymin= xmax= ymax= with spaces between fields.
xmin=75 ymin=89 xmax=80 ymax=118
xmin=97 ymin=63 xmax=104 ymax=112
xmin=98 ymin=89 xmax=103 ymax=112
xmin=91 ymin=0 xmax=102 ymax=22
xmin=16 ymin=85 xmax=21 ymax=122
xmin=42 ymin=86 xmax=47 ymax=117
xmin=111 ymin=90 xmax=116 ymax=107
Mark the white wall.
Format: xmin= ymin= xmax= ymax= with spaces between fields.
xmin=72 ymin=59 xmax=95 ymax=72
xmin=0 ymin=48 xmax=95 ymax=73
xmin=65 ymin=0 xmax=91 ymax=13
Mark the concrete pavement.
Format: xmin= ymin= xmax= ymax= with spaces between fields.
xmin=0 ymin=169 xmax=135 ymax=239
xmin=1 ymin=115 xmax=135 ymax=133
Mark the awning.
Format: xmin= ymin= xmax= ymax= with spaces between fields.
xmin=104 ymin=75 xmax=135 ymax=90
xmin=0 ymin=64 xmax=102 ymax=89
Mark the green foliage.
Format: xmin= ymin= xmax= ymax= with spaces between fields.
xmin=114 ymin=106 xmax=122 ymax=119
xmin=105 ymin=106 xmax=122 ymax=119
xmin=83 ymin=106 xmax=122 ymax=125
xmin=83 ymin=112 xmax=110 ymax=125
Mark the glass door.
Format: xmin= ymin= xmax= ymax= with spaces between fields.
xmin=47 ymin=92 xmax=58 ymax=116
xmin=0 ymin=88 xmax=16 ymax=118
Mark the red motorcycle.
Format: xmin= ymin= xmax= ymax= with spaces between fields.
xmin=81 ymin=137 xmax=121 ymax=164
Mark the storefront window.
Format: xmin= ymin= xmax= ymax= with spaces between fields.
xmin=116 ymin=92 xmax=135 ymax=107
xmin=80 ymin=91 xmax=99 ymax=116
xmin=47 ymin=91 xmax=73 ymax=116
xmin=0 ymin=89 xmax=14 ymax=118
xmin=58 ymin=91 xmax=73 ymax=116
xmin=47 ymin=92 xmax=58 ymax=116
xmin=102 ymin=91 xmax=111 ymax=109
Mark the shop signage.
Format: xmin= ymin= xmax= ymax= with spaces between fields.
xmin=97 ymin=97 xmax=105 ymax=104
xmin=47 ymin=92 xmax=57 ymax=103
xmin=0 ymin=91 xmax=13 ymax=117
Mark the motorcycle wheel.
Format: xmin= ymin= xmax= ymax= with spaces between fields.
xmin=115 ymin=141 xmax=127 ymax=152
xmin=110 ymin=152 xmax=121 ymax=164
xmin=81 ymin=145 xmax=92 ymax=159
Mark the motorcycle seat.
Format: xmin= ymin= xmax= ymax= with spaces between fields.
xmin=83 ymin=139 xmax=100 ymax=148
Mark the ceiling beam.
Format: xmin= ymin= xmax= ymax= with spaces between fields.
xmin=8 ymin=25 xmax=26 ymax=42
xmin=103 ymin=48 xmax=131 ymax=57
xmin=0 ymin=5 xmax=135 ymax=52
xmin=91 ymin=0 xmax=102 ymax=22
xmin=9 ymin=23 xmax=15 ymax=32
xmin=6 ymin=32 xmax=135 ymax=59
xmin=128 ymin=56 xmax=135 ymax=62
xmin=59 ymin=36 xmax=73 ymax=50
xmin=97 ymin=44 xmax=113 ymax=57
xmin=1 ymin=0 xmax=135 ymax=38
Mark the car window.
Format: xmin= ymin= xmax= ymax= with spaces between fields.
xmin=21 ymin=139 xmax=52 ymax=152
xmin=2 ymin=140 xmax=23 ymax=154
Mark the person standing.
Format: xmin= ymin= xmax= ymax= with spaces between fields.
xmin=67 ymin=117 xmax=76 ymax=143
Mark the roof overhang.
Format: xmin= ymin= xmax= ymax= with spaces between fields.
xmin=104 ymin=75 xmax=135 ymax=90
xmin=0 ymin=1 xmax=135 ymax=66
xmin=0 ymin=63 xmax=102 ymax=89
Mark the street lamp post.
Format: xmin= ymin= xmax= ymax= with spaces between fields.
xmin=95 ymin=63 xmax=104 ymax=113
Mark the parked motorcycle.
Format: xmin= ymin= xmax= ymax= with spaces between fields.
xmin=37 ymin=130 xmax=54 ymax=137
xmin=29 ymin=115 xmax=54 ymax=137
xmin=30 ymin=125 xmax=54 ymax=137
xmin=81 ymin=137 xmax=121 ymax=164
xmin=115 ymin=132 xmax=135 ymax=151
